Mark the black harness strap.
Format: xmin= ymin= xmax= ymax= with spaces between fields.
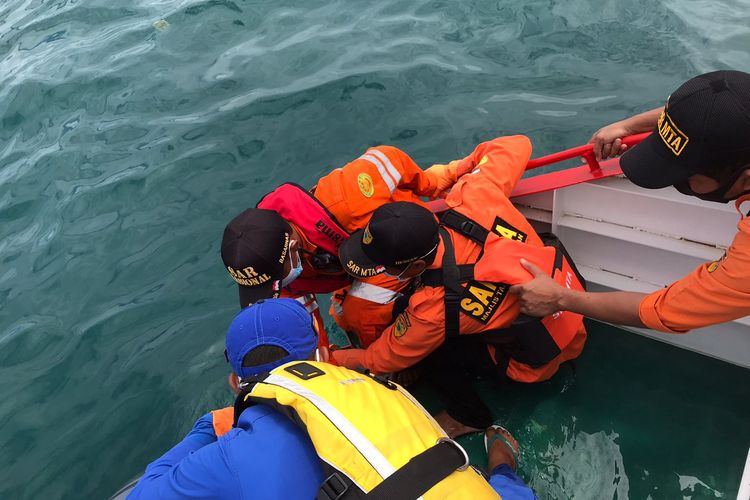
xmin=439 ymin=209 xmax=489 ymax=244
xmin=421 ymin=210 xmax=493 ymax=338
xmin=437 ymin=227 xmax=464 ymax=338
xmin=318 ymin=440 xmax=469 ymax=500
xmin=365 ymin=440 xmax=468 ymax=500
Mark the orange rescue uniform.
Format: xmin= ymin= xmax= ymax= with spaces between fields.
xmin=343 ymin=136 xmax=587 ymax=382
xmin=639 ymin=195 xmax=750 ymax=332
xmin=313 ymin=146 xmax=463 ymax=346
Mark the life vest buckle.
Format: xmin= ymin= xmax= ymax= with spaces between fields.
xmin=436 ymin=437 xmax=470 ymax=471
xmin=318 ymin=472 xmax=350 ymax=500
xmin=460 ymin=220 xmax=477 ymax=235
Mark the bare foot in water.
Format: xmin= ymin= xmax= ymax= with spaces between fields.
xmin=434 ymin=411 xmax=483 ymax=439
xmin=485 ymin=426 xmax=520 ymax=472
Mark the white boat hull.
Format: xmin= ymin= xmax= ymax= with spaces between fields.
xmin=514 ymin=175 xmax=750 ymax=369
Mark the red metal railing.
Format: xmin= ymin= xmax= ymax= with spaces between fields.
xmin=426 ymin=132 xmax=650 ymax=212
xmin=526 ymin=132 xmax=650 ymax=171
xmin=514 ymin=132 xmax=650 ymax=197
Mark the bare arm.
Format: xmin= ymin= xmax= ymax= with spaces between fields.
xmin=589 ymin=107 xmax=663 ymax=161
xmin=558 ymin=289 xmax=646 ymax=327
xmin=509 ymin=259 xmax=647 ymax=327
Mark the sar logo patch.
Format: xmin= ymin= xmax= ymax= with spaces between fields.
xmin=357 ymin=173 xmax=375 ymax=198
xmin=657 ymin=110 xmax=689 ymax=156
xmin=363 ymin=226 xmax=373 ymax=245
xmin=459 ymin=280 xmax=508 ymax=324
xmin=393 ymin=312 xmax=411 ymax=338
xmin=491 ymin=216 xmax=527 ymax=242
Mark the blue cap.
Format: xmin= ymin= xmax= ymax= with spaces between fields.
xmin=225 ymin=298 xmax=318 ymax=378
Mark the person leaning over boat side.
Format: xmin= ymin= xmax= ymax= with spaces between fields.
xmin=331 ymin=135 xmax=587 ymax=438
xmin=128 ymin=299 xmax=536 ymax=500
xmin=127 ymin=299 xmax=326 ymax=500
xmin=221 ymin=144 xmax=474 ymax=347
xmin=511 ymin=70 xmax=750 ymax=333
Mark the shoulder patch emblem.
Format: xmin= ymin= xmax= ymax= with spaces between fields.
xmin=459 ymin=280 xmax=508 ymax=324
xmin=491 ymin=216 xmax=527 ymax=242
xmin=362 ymin=226 xmax=373 ymax=245
xmin=393 ymin=312 xmax=411 ymax=338
xmin=357 ymin=173 xmax=374 ymax=198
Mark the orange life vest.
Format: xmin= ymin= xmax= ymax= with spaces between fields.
xmin=257 ymin=183 xmax=351 ymax=294
xmin=421 ymin=209 xmax=586 ymax=374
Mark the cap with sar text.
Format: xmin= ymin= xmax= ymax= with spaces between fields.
xmin=225 ymin=298 xmax=319 ymax=379
xmin=621 ymin=70 xmax=750 ymax=188
xmin=221 ymin=208 xmax=291 ymax=307
xmin=338 ymin=201 xmax=439 ymax=279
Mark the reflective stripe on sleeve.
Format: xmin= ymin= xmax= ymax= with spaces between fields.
xmin=360 ymin=153 xmax=397 ymax=193
xmin=348 ymin=281 xmax=402 ymax=305
xmin=294 ymin=294 xmax=320 ymax=313
xmin=368 ymin=149 xmax=402 ymax=186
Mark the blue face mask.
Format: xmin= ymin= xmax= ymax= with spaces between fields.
xmin=281 ymin=249 xmax=303 ymax=287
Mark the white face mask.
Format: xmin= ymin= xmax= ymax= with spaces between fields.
xmin=281 ymin=247 xmax=303 ymax=287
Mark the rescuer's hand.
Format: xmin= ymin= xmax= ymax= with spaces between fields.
xmin=424 ymin=162 xmax=459 ymax=198
xmin=331 ymin=348 xmax=366 ymax=370
xmin=588 ymin=121 xmax=631 ymax=161
xmin=509 ymin=259 xmax=566 ymax=317
xmin=455 ymin=156 xmax=477 ymax=178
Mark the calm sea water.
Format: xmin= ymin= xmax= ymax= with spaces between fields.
xmin=1 ymin=1 xmax=749 ymax=498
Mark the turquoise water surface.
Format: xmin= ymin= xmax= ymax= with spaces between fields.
xmin=1 ymin=1 xmax=749 ymax=498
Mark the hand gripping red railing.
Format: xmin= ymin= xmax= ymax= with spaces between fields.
xmin=512 ymin=132 xmax=650 ymax=197
xmin=427 ymin=132 xmax=650 ymax=214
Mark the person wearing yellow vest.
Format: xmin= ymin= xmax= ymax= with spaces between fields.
xmin=129 ymin=299 xmax=537 ymax=499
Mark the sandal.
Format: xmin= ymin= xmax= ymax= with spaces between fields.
xmin=484 ymin=425 xmax=520 ymax=471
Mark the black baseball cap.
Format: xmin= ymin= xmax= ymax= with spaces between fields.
xmin=621 ymin=70 xmax=750 ymax=189
xmin=338 ymin=201 xmax=439 ymax=279
xmin=221 ymin=208 xmax=292 ymax=307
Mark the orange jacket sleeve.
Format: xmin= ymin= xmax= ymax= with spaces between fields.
xmin=639 ymin=217 xmax=750 ymax=333
xmin=210 ymin=407 xmax=235 ymax=437
xmin=361 ymin=286 xmax=447 ymax=374
xmin=367 ymin=145 xmax=455 ymax=199
xmin=447 ymin=135 xmax=532 ymax=200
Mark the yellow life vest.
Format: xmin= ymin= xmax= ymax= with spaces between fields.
xmin=234 ymin=361 xmax=500 ymax=500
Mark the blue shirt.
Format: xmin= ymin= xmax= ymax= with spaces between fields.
xmin=128 ymin=405 xmax=324 ymax=499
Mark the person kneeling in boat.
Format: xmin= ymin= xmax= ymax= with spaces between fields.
xmin=128 ymin=298 xmax=536 ymax=499
xmin=512 ymin=70 xmax=750 ymax=333
xmin=332 ymin=135 xmax=587 ymax=439
xmin=221 ymin=143 xmax=474 ymax=347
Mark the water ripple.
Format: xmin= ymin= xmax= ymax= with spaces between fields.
xmin=1 ymin=0 xmax=749 ymax=498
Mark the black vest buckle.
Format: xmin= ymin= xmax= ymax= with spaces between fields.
xmin=318 ymin=472 xmax=350 ymax=500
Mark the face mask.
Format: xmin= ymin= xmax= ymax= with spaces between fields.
xmin=673 ymin=167 xmax=750 ymax=203
xmin=281 ymin=249 xmax=303 ymax=287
